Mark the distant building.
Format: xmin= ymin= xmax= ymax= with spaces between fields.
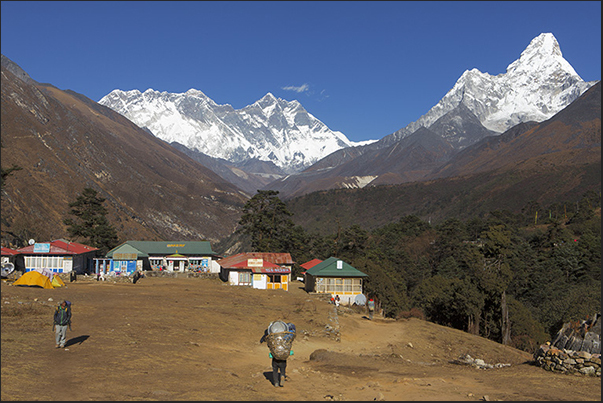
xmin=217 ymin=252 xmax=294 ymax=291
xmin=15 ymin=240 xmax=99 ymax=274
xmin=304 ymin=257 xmax=368 ymax=305
xmin=300 ymin=258 xmax=323 ymax=281
xmin=1 ymin=246 xmax=20 ymax=266
xmin=1 ymin=246 xmax=20 ymax=276
xmin=99 ymin=240 xmax=220 ymax=276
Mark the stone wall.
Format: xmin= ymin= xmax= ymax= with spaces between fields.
xmin=533 ymin=344 xmax=601 ymax=377
xmin=533 ymin=313 xmax=601 ymax=377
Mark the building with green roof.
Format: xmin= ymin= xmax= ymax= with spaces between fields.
xmin=95 ymin=241 xmax=219 ymax=276
xmin=304 ymin=257 xmax=368 ymax=305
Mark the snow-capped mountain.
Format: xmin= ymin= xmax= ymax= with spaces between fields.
xmin=265 ymin=32 xmax=600 ymax=199
xmin=98 ymin=89 xmax=372 ymax=174
xmin=386 ymin=33 xmax=598 ymax=144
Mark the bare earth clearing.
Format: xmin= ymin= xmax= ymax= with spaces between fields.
xmin=1 ymin=276 xmax=601 ymax=401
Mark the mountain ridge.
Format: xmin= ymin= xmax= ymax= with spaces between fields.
xmin=265 ymin=33 xmax=598 ymax=198
xmin=1 ymin=57 xmax=248 ymax=247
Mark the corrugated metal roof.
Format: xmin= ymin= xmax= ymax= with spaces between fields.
xmin=105 ymin=241 xmax=215 ymax=257
xmin=105 ymin=243 xmax=149 ymax=258
xmin=231 ymin=259 xmax=280 ymax=268
xmin=217 ymin=252 xmax=294 ymax=268
xmin=300 ymin=259 xmax=322 ymax=270
xmin=16 ymin=240 xmax=98 ymax=255
xmin=305 ymin=257 xmax=368 ymax=277
xmin=225 ymin=258 xmax=291 ymax=274
xmin=1 ymin=247 xmax=20 ymax=256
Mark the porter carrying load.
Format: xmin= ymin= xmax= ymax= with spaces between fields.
xmin=265 ymin=320 xmax=296 ymax=360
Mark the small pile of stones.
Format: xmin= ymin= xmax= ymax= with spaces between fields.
xmin=451 ymin=354 xmax=511 ymax=369
xmin=533 ymin=343 xmax=601 ymax=376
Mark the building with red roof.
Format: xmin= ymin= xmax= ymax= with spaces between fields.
xmin=16 ymin=239 xmax=99 ymax=274
xmin=2 ymin=246 xmax=19 ymax=276
xmin=217 ymin=252 xmax=293 ymax=290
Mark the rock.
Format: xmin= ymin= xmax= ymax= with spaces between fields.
xmin=579 ymin=366 xmax=596 ymax=376
xmin=309 ymin=349 xmax=330 ymax=361
xmin=407 ymin=342 xmax=414 ymax=348
xmin=374 ymin=392 xmax=385 ymax=401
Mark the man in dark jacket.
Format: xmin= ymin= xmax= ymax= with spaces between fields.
xmin=53 ymin=300 xmax=72 ymax=348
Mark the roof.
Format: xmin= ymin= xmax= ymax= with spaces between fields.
xmin=1 ymin=246 xmax=20 ymax=256
xmin=217 ymin=252 xmax=294 ymax=268
xmin=105 ymin=243 xmax=149 ymax=259
xmin=300 ymin=259 xmax=323 ymax=270
xmin=16 ymin=239 xmax=98 ymax=255
xmin=105 ymin=241 xmax=215 ymax=258
xmin=304 ymin=257 xmax=368 ymax=278
xmin=230 ymin=259 xmax=291 ymax=274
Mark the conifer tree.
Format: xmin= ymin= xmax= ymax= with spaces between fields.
xmin=64 ymin=188 xmax=119 ymax=254
xmin=237 ymin=190 xmax=295 ymax=252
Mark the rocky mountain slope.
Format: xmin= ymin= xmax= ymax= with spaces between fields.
xmin=285 ymin=82 xmax=600 ymax=234
xmin=98 ymin=89 xmax=372 ymax=175
xmin=1 ymin=56 xmax=249 ymax=247
xmin=385 ymin=33 xmax=597 ymax=144
xmin=428 ymin=81 xmax=601 ymax=180
xmin=267 ymin=33 xmax=598 ymax=198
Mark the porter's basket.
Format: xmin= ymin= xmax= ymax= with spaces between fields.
xmin=266 ymin=331 xmax=296 ymax=360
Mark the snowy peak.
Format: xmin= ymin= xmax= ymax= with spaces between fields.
xmin=391 ymin=32 xmax=597 ymax=138
xmin=506 ymin=32 xmax=577 ymax=77
xmin=98 ymin=89 xmax=368 ymax=174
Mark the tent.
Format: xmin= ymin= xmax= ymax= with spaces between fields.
xmin=51 ymin=275 xmax=65 ymax=288
xmin=13 ymin=271 xmax=54 ymax=289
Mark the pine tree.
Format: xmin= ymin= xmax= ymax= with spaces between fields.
xmin=63 ymin=188 xmax=119 ymax=254
xmin=237 ymin=190 xmax=296 ymax=252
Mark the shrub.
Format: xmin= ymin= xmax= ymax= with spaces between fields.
xmin=396 ymin=307 xmax=425 ymax=320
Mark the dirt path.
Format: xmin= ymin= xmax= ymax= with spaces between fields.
xmin=1 ymin=276 xmax=600 ymax=401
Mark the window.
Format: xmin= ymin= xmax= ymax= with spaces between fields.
xmin=268 ymin=275 xmax=281 ymax=284
xmin=239 ymin=271 xmax=251 ymax=285
xmin=316 ymin=277 xmax=362 ymax=294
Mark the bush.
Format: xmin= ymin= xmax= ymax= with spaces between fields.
xmin=396 ymin=307 xmax=425 ymax=320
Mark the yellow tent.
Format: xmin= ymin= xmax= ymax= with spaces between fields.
xmin=51 ymin=275 xmax=65 ymax=288
xmin=13 ymin=271 xmax=54 ymax=289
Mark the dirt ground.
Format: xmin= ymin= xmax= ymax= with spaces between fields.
xmin=1 ymin=275 xmax=601 ymax=401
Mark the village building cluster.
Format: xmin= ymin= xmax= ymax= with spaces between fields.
xmin=1 ymin=239 xmax=369 ymax=303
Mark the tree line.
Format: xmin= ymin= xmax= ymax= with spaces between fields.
xmin=237 ymin=190 xmax=601 ymax=353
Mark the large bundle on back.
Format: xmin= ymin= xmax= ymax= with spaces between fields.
xmin=266 ymin=320 xmax=296 ymax=360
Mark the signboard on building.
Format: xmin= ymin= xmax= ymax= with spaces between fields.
xmin=247 ymin=258 xmax=263 ymax=267
xmin=113 ymin=253 xmax=137 ymax=261
xmin=33 ymin=243 xmax=51 ymax=253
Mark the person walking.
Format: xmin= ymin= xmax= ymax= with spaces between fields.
xmin=261 ymin=321 xmax=296 ymax=387
xmin=53 ymin=300 xmax=72 ymax=348
xmin=368 ymin=298 xmax=375 ymax=320
xmin=271 ymin=357 xmax=287 ymax=387
xmin=132 ymin=270 xmax=144 ymax=284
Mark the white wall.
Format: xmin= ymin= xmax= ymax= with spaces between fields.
xmin=210 ymin=259 xmax=221 ymax=274
xmin=228 ymin=270 xmax=239 ymax=285
xmin=252 ymin=273 xmax=267 ymax=289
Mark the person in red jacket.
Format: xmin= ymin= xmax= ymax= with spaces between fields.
xmin=368 ymin=298 xmax=375 ymax=320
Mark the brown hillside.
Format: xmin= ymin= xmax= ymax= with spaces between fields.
xmin=1 ymin=63 xmax=248 ymax=246
xmin=430 ymin=82 xmax=601 ymax=179
xmin=1 ymin=277 xmax=600 ymax=401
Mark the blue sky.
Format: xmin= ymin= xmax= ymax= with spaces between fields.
xmin=1 ymin=1 xmax=601 ymax=142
